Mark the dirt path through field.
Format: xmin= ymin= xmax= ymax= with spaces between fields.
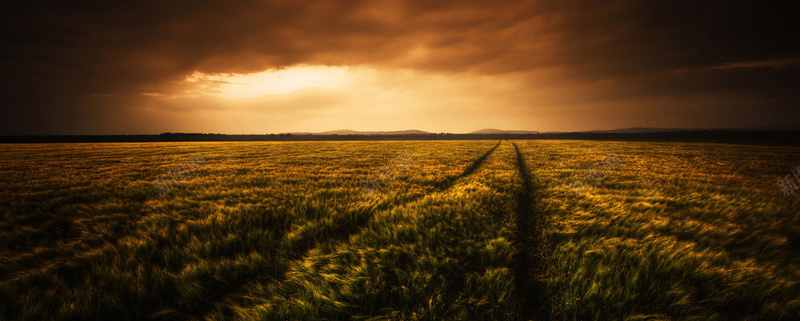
xmin=511 ymin=141 xmax=549 ymax=321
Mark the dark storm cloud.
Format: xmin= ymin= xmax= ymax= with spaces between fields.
xmin=1 ymin=0 xmax=798 ymax=134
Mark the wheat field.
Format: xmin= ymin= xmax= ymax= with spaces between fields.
xmin=1 ymin=140 xmax=798 ymax=320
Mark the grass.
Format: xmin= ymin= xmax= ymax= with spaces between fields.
xmin=0 ymin=140 xmax=799 ymax=320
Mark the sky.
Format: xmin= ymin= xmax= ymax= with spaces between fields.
xmin=1 ymin=0 xmax=798 ymax=135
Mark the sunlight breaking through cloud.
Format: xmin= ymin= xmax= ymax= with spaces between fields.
xmin=185 ymin=65 xmax=352 ymax=98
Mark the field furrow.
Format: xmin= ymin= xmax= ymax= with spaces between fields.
xmin=510 ymin=141 xmax=549 ymax=320
xmin=191 ymin=141 xmax=503 ymax=318
xmin=218 ymin=141 xmax=523 ymax=320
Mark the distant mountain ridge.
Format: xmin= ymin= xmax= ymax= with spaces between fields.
xmin=545 ymin=126 xmax=800 ymax=134
xmin=581 ymin=127 xmax=695 ymax=134
xmin=470 ymin=128 xmax=539 ymax=134
xmin=284 ymin=126 xmax=800 ymax=136
xmin=4 ymin=128 xmax=800 ymax=145
xmin=287 ymin=129 xmax=431 ymax=135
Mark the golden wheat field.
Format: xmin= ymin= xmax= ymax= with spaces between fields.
xmin=1 ymin=140 xmax=799 ymax=320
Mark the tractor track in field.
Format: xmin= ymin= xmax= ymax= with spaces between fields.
xmin=363 ymin=139 xmax=502 ymax=213
xmin=194 ymin=141 xmax=503 ymax=318
xmin=510 ymin=141 xmax=549 ymax=321
xmin=287 ymin=139 xmax=502 ymax=256
xmin=284 ymin=140 xmax=502 ymax=259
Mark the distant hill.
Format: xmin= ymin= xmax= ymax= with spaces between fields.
xmin=288 ymin=129 xmax=431 ymax=135
xmin=3 ymin=129 xmax=799 ymax=146
xmin=582 ymin=127 xmax=693 ymax=134
xmin=547 ymin=126 xmax=800 ymax=134
xmin=470 ymin=128 xmax=539 ymax=134
xmin=286 ymin=127 xmax=800 ymax=135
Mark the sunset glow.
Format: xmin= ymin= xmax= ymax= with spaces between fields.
xmin=185 ymin=66 xmax=352 ymax=98
xmin=0 ymin=1 xmax=797 ymax=134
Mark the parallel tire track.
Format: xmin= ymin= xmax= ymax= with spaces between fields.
xmin=511 ymin=141 xmax=549 ymax=321
xmin=291 ymin=139 xmax=502 ymax=256
xmin=198 ymin=141 xmax=503 ymax=318
xmin=288 ymin=139 xmax=502 ymax=261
